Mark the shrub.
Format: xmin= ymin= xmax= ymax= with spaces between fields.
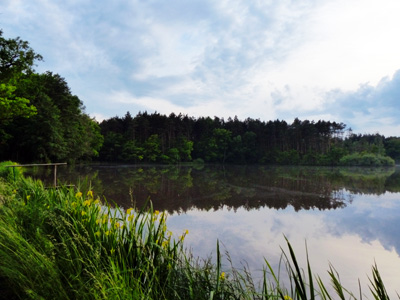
xmin=339 ymin=153 xmax=395 ymax=166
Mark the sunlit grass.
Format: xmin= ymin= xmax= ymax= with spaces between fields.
xmin=0 ymin=172 xmax=398 ymax=299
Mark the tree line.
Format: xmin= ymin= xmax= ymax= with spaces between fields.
xmin=1 ymin=31 xmax=399 ymax=165
xmin=98 ymin=112 xmax=399 ymax=165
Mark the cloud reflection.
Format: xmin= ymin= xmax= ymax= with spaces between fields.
xmin=166 ymin=195 xmax=400 ymax=297
xmin=326 ymin=193 xmax=400 ymax=255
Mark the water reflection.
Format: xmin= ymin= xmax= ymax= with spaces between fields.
xmin=165 ymin=202 xmax=400 ymax=298
xmin=25 ymin=164 xmax=400 ymax=296
xmin=27 ymin=165 xmax=398 ymax=213
xmin=326 ymin=192 xmax=400 ymax=256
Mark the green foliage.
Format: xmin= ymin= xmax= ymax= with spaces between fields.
xmin=83 ymin=114 xmax=104 ymax=158
xmin=165 ymin=147 xmax=180 ymax=164
xmin=344 ymin=133 xmax=386 ymax=155
xmin=339 ymin=153 xmax=395 ymax=167
xmin=0 ymin=161 xmax=23 ymax=182
xmin=0 ymin=31 xmax=101 ymax=163
xmin=0 ymin=82 xmax=37 ymax=124
xmin=0 ymin=177 xmax=189 ymax=299
xmin=99 ymin=113 xmax=355 ymax=165
xmin=122 ymin=140 xmax=144 ymax=163
xmin=100 ymin=131 xmax=124 ymax=161
xmin=0 ymin=30 xmax=43 ymax=82
xmin=276 ymin=150 xmax=301 ymax=165
xmin=144 ymin=134 xmax=162 ymax=162
xmin=1 ymin=72 xmax=103 ymax=162
xmin=177 ymin=136 xmax=194 ymax=162
xmin=212 ymin=128 xmax=232 ymax=163
xmin=384 ymin=137 xmax=400 ymax=162
xmin=302 ymin=147 xmax=348 ymax=166
xmin=99 ymin=113 xmax=317 ymax=165
xmin=0 ymin=31 xmax=40 ymax=142
xmin=99 ymin=113 xmax=196 ymax=164
xmin=368 ymin=263 xmax=389 ymax=300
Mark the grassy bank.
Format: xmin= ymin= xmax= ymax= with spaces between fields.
xmin=0 ymin=166 xmax=397 ymax=299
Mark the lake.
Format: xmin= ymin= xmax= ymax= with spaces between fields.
xmin=28 ymin=164 xmax=400 ymax=297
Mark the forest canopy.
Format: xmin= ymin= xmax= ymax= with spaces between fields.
xmin=0 ymin=30 xmax=399 ymax=166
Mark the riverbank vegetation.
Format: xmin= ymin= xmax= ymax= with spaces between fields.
xmin=0 ymin=164 xmax=396 ymax=299
xmin=1 ymin=30 xmax=399 ymax=165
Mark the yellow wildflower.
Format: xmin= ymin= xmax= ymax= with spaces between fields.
xmin=154 ymin=210 xmax=160 ymax=215
xmin=126 ymin=208 xmax=133 ymax=215
xmin=96 ymin=219 xmax=101 ymax=225
xmin=105 ymin=230 xmax=110 ymax=236
xmin=81 ymin=211 xmax=86 ymax=216
xmin=26 ymin=195 xmax=31 ymax=201
xmin=162 ymin=240 xmax=169 ymax=249
xmin=87 ymin=190 xmax=93 ymax=198
xmin=128 ymin=214 xmax=134 ymax=222
xmin=115 ymin=222 xmax=120 ymax=228
xmin=83 ymin=200 xmax=91 ymax=206
xmin=94 ymin=199 xmax=100 ymax=205
xmin=95 ymin=231 xmax=101 ymax=237
xmin=219 ymin=272 xmax=226 ymax=281
xmin=185 ymin=229 xmax=189 ymax=235
xmin=75 ymin=192 xmax=82 ymax=198
xmin=284 ymin=296 xmax=292 ymax=300
xmin=71 ymin=201 xmax=77 ymax=208
xmin=12 ymin=189 xmax=17 ymax=194
xmin=110 ymin=248 xmax=115 ymax=255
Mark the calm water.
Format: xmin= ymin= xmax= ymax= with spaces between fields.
xmin=28 ymin=164 xmax=400 ymax=296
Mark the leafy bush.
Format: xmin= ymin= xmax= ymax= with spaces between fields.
xmin=339 ymin=153 xmax=395 ymax=166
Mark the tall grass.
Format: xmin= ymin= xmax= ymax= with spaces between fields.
xmin=0 ymin=161 xmax=23 ymax=183
xmin=0 ymin=171 xmax=398 ymax=299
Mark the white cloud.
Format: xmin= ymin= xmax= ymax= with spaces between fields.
xmin=276 ymin=0 xmax=400 ymax=90
xmin=131 ymin=23 xmax=202 ymax=80
xmin=107 ymin=90 xmax=243 ymax=120
xmin=109 ymin=90 xmax=184 ymax=113
xmin=90 ymin=112 xmax=107 ymax=123
xmin=2 ymin=0 xmax=400 ymax=135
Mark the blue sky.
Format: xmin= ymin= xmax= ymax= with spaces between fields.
xmin=2 ymin=0 xmax=400 ymax=136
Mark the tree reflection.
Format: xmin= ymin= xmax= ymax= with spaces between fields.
xmin=26 ymin=165 xmax=399 ymax=213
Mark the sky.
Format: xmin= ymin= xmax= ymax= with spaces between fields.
xmin=1 ymin=0 xmax=400 ymax=136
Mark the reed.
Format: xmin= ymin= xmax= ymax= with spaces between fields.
xmin=0 ymin=173 xmax=398 ymax=299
